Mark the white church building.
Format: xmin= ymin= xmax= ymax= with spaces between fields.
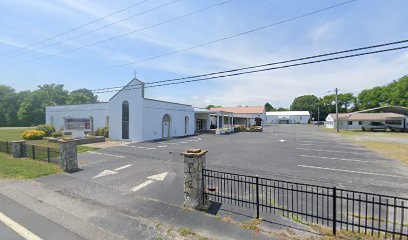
xmin=46 ymin=78 xmax=196 ymax=141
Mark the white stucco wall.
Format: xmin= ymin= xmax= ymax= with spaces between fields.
xmin=46 ymin=103 xmax=109 ymax=132
xmin=266 ymin=115 xmax=310 ymax=124
xmin=109 ymin=79 xmax=144 ymax=141
xmin=142 ymin=99 xmax=194 ymax=141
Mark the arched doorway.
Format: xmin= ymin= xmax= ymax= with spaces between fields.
xmin=184 ymin=116 xmax=189 ymax=135
xmin=122 ymin=101 xmax=129 ymax=139
xmin=162 ymin=114 xmax=171 ymax=139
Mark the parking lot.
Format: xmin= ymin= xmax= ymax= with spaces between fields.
xmin=54 ymin=124 xmax=408 ymax=210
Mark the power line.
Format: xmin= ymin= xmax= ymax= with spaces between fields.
xmin=0 ymin=0 xmax=150 ymax=57
xmin=12 ymin=0 xmax=233 ymax=65
xmin=92 ymin=44 xmax=408 ymax=94
xmin=90 ymin=38 xmax=408 ymax=92
xmin=0 ymin=0 xmax=182 ymax=61
xmin=66 ymin=0 xmax=356 ymax=76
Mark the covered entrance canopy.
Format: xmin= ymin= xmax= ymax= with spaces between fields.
xmin=194 ymin=108 xmax=234 ymax=135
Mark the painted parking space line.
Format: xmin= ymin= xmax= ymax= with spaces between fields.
xmin=179 ymin=142 xmax=188 ymax=144
xmin=296 ymin=148 xmax=364 ymax=154
xmin=114 ymin=164 xmax=132 ymax=171
xmin=131 ymin=180 xmax=154 ymax=192
xmin=297 ymin=143 xmax=363 ymax=149
xmin=137 ymin=146 xmax=156 ymax=150
xmin=87 ymin=151 xmax=125 ymax=158
xmin=297 ymin=165 xmax=406 ymax=178
xmin=0 ymin=211 xmax=43 ymax=240
xmin=298 ymin=155 xmax=372 ymax=163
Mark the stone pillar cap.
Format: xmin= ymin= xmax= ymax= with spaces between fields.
xmin=181 ymin=149 xmax=208 ymax=157
xmin=57 ymin=138 xmax=76 ymax=143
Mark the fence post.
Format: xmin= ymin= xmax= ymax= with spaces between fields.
xmin=333 ymin=187 xmax=337 ymax=235
xmin=58 ymin=139 xmax=79 ymax=173
xmin=32 ymin=145 xmax=35 ymax=160
xmin=47 ymin=148 xmax=50 ymax=163
xmin=6 ymin=141 xmax=9 ymax=154
xmin=11 ymin=140 xmax=26 ymax=158
xmin=181 ymin=149 xmax=208 ymax=210
xmin=256 ymin=175 xmax=260 ymax=219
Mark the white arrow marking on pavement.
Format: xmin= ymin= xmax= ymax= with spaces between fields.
xmin=279 ymin=139 xmax=287 ymax=142
xmin=131 ymin=180 xmax=154 ymax=192
xmin=131 ymin=172 xmax=168 ymax=192
xmin=114 ymin=164 xmax=132 ymax=171
xmin=147 ymin=172 xmax=168 ymax=181
xmin=92 ymin=170 xmax=118 ymax=179
xmin=0 ymin=212 xmax=43 ymax=240
xmin=88 ymin=151 xmax=124 ymax=158
xmin=158 ymin=145 xmax=167 ymax=148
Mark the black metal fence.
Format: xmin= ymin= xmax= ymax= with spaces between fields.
xmin=0 ymin=141 xmax=12 ymax=154
xmin=203 ymin=169 xmax=408 ymax=239
xmin=25 ymin=144 xmax=60 ymax=163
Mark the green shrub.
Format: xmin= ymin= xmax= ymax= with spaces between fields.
xmin=52 ymin=132 xmax=63 ymax=138
xmin=36 ymin=125 xmax=55 ymax=137
xmin=94 ymin=127 xmax=109 ymax=138
xmin=21 ymin=130 xmax=45 ymax=140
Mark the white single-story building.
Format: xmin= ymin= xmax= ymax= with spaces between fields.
xmin=46 ymin=78 xmax=196 ymax=141
xmin=325 ymin=106 xmax=408 ymax=130
xmin=210 ymin=106 xmax=266 ymax=127
xmin=266 ymin=111 xmax=310 ymax=124
xmin=46 ymin=77 xmax=238 ymax=141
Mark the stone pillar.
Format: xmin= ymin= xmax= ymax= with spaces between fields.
xmin=11 ymin=140 xmax=26 ymax=158
xmin=182 ymin=149 xmax=207 ymax=209
xmin=58 ymin=139 xmax=79 ymax=173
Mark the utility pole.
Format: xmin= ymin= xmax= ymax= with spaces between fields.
xmin=335 ymin=88 xmax=339 ymax=132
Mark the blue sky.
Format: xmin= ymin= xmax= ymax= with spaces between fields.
xmin=0 ymin=0 xmax=407 ymax=108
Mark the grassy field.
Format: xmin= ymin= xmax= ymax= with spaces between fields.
xmin=0 ymin=128 xmax=31 ymax=141
xmin=324 ymin=128 xmax=408 ymax=164
xmin=0 ymin=152 xmax=62 ymax=179
xmin=0 ymin=128 xmax=99 ymax=153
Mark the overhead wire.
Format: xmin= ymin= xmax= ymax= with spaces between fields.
xmin=0 ymin=0 xmax=182 ymax=61
xmin=89 ymin=39 xmax=408 ymax=92
xmin=0 ymin=0 xmax=150 ymax=57
xmin=12 ymin=0 xmax=233 ymax=65
xmin=91 ymin=44 xmax=408 ymax=94
xmin=76 ymin=0 xmax=357 ymax=77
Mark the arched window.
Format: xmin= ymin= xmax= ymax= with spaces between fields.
xmin=162 ymin=114 xmax=171 ymax=139
xmin=89 ymin=116 xmax=94 ymax=132
xmin=105 ymin=116 xmax=109 ymax=127
xmin=184 ymin=116 xmax=189 ymax=135
xmin=50 ymin=116 xmax=54 ymax=127
xmin=122 ymin=101 xmax=129 ymax=139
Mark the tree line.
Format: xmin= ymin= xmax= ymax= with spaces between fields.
xmin=0 ymin=84 xmax=98 ymax=127
xmin=288 ymin=75 xmax=407 ymax=121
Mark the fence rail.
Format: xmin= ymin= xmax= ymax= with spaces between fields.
xmin=203 ymin=168 xmax=408 ymax=239
xmin=25 ymin=144 xmax=60 ymax=163
xmin=0 ymin=141 xmax=12 ymax=154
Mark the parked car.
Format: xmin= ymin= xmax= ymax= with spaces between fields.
xmin=313 ymin=121 xmax=324 ymax=125
xmin=361 ymin=122 xmax=389 ymax=131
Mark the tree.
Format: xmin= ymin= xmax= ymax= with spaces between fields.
xmin=290 ymin=95 xmax=319 ymax=119
xmin=264 ymin=102 xmax=274 ymax=111
xmin=17 ymin=84 xmax=69 ymax=126
xmin=206 ymin=105 xmax=221 ymax=109
xmin=276 ymin=107 xmax=289 ymax=111
xmin=67 ymin=88 xmax=98 ymax=105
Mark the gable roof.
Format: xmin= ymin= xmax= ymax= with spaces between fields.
xmin=109 ymin=78 xmax=144 ymax=101
xmin=210 ymin=106 xmax=265 ymax=114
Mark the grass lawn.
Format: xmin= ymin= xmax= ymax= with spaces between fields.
xmin=0 ymin=152 xmax=62 ymax=179
xmin=0 ymin=127 xmax=31 ymax=141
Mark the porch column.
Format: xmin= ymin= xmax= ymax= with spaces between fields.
xmin=231 ymin=114 xmax=234 ymax=131
xmin=221 ymin=112 xmax=224 ymax=128
xmin=216 ymin=112 xmax=219 ymax=129
xmin=227 ymin=114 xmax=231 ymax=130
